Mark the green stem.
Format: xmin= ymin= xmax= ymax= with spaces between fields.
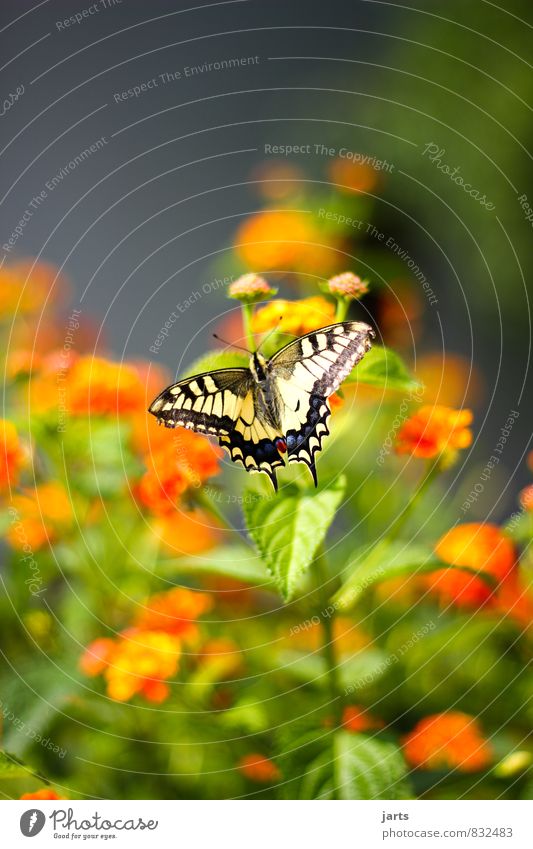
xmin=242 ymin=303 xmax=256 ymax=352
xmin=386 ymin=458 xmax=441 ymax=544
xmin=334 ymin=298 xmax=349 ymax=322
xmin=314 ymin=547 xmax=342 ymax=726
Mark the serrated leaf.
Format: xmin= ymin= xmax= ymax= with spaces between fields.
xmin=346 ymin=345 xmax=422 ymax=394
xmin=242 ymin=477 xmax=346 ymax=601
xmin=334 ymin=732 xmax=411 ymax=800
xmin=333 ymin=540 xmax=497 ymax=611
xmin=181 ymin=350 xmax=249 ymax=378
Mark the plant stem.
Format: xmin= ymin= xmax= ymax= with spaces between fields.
xmin=314 ymin=547 xmax=342 ymax=726
xmin=242 ymin=303 xmax=256 ymax=352
xmin=334 ymin=298 xmax=349 ymax=322
xmin=386 ymin=458 xmax=441 ymax=544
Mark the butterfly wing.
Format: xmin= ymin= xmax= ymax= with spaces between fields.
xmin=148 ymin=368 xmax=285 ymax=489
xmin=269 ymin=321 xmax=375 ymax=483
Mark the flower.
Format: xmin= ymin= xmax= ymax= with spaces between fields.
xmin=89 ymin=629 xmax=182 ymax=702
xmin=0 ymin=420 xmax=26 ymax=492
xmin=395 ymin=405 xmax=473 ymax=463
xmin=519 ymin=485 xmax=533 ymax=512
xmin=251 ymin=161 xmax=304 ymax=200
xmin=238 ymin=753 xmax=281 ymax=783
xmin=151 ymin=509 xmax=219 ymax=555
xmin=137 ymin=432 xmax=221 ymax=515
xmin=328 ymin=156 xmax=381 ymax=194
xmin=403 ymin=712 xmax=493 ymax=772
xmin=134 ymin=586 xmax=212 ymax=643
xmin=324 ymin=272 xmax=369 ymax=300
xmin=67 ymin=356 xmax=145 ymax=416
xmin=196 ymin=638 xmax=243 ymax=679
xmin=235 ymin=210 xmax=316 ymax=271
xmin=414 ymin=353 xmax=484 ymax=408
xmin=0 ymin=260 xmax=68 ymax=319
xmin=493 ymin=571 xmax=533 ymax=630
xmin=342 ymin=705 xmax=384 ymax=733
xmin=252 ymin=296 xmax=335 ymax=337
xmin=228 ymin=273 xmax=277 ymax=303
xmin=7 ymin=481 xmax=73 ymax=550
xmin=429 ymin=523 xmax=516 ymax=608
xmin=20 ymin=788 xmax=67 ymax=800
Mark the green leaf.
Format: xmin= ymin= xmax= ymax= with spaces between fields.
xmin=0 ymin=750 xmax=34 ymax=780
xmin=157 ymin=545 xmax=274 ymax=588
xmin=333 ymin=540 xmax=497 ymax=611
xmin=333 ymin=732 xmax=412 ymax=800
xmin=346 ymin=345 xmax=422 ymax=394
xmin=181 ymin=350 xmax=249 ymax=378
xmin=242 ymin=476 xmax=346 ymax=601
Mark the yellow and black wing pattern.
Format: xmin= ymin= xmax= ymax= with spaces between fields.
xmin=148 ymin=321 xmax=374 ymax=490
xmin=269 ymin=321 xmax=375 ymax=484
xmin=148 ymin=368 xmax=285 ymax=489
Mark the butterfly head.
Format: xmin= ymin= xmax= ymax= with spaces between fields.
xmin=250 ymin=351 xmax=268 ymax=383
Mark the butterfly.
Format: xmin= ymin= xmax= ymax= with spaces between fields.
xmin=148 ymin=321 xmax=375 ymax=490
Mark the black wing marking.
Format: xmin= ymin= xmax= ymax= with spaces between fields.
xmin=148 ymin=368 xmax=285 ymax=490
xmin=269 ymin=321 xmax=374 ymax=484
xmin=148 ymin=368 xmax=252 ymax=436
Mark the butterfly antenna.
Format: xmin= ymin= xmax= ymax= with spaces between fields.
xmin=257 ymin=316 xmax=284 ymax=353
xmin=212 ymin=333 xmax=250 ymax=354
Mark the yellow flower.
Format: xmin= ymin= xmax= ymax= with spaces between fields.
xmin=252 ymin=296 xmax=335 ymax=337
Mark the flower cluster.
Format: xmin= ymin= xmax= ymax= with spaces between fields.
xmin=403 ymin=712 xmax=493 ymax=772
xmin=395 ymin=404 xmax=473 ymax=464
xmin=80 ymin=587 xmax=212 ymax=702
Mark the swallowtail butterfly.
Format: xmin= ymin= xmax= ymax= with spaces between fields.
xmin=149 ymin=321 xmax=375 ymax=490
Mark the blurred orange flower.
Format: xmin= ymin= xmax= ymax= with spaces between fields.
xmin=20 ymin=788 xmax=67 ymax=800
xmin=251 ymin=161 xmax=304 ymax=200
xmin=0 ymin=260 xmax=68 ymax=319
xmin=196 ymin=638 xmax=243 ymax=679
xmin=252 ymin=296 xmax=335 ymax=337
xmin=494 ymin=571 xmax=533 ymax=630
xmin=135 ymin=586 xmax=212 ymax=643
xmin=395 ymin=405 xmax=473 ymax=463
xmin=235 ymin=210 xmax=316 ymax=271
xmin=7 ymin=481 xmax=73 ymax=550
xmin=67 ymin=356 xmax=144 ymax=416
xmin=137 ymin=432 xmax=222 ymax=515
xmin=238 ymin=753 xmax=281 ymax=783
xmin=519 ymin=485 xmax=533 ymax=512
xmin=82 ymin=629 xmax=181 ymax=703
xmin=329 ymin=157 xmax=381 ymax=194
xmin=429 ymin=523 xmax=516 ymax=608
xmin=403 ymin=712 xmax=493 ymax=772
xmin=0 ymin=420 xmax=26 ymax=492
xmin=342 ymin=704 xmax=384 ymax=733
xmin=414 ymin=353 xmax=484 ymax=408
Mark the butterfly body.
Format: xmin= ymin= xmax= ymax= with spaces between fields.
xmin=149 ymin=321 xmax=375 ymax=490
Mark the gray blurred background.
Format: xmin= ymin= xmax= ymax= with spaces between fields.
xmin=1 ymin=0 xmax=532 ymax=512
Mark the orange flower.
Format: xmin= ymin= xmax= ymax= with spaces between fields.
xmin=328 ymin=157 xmax=381 ymax=194
xmin=403 ymin=712 xmax=493 ymax=772
xmin=252 ymin=296 xmax=335 ymax=337
xmin=79 ymin=638 xmax=115 ymax=677
xmin=67 ymin=356 xmax=144 ymax=416
xmin=196 ymin=638 xmax=243 ymax=679
xmin=342 ymin=704 xmax=384 ymax=733
xmin=238 ymin=753 xmax=281 ymax=783
xmin=20 ymin=788 xmax=67 ymax=800
xmin=0 ymin=420 xmax=26 ymax=492
xmin=494 ymin=571 xmax=533 ymax=630
xmin=395 ymin=405 xmax=473 ymax=462
xmin=83 ymin=629 xmax=181 ymax=703
xmin=6 ymin=349 xmax=42 ymax=380
xmin=7 ymin=481 xmax=73 ymax=550
xmin=429 ymin=523 xmax=516 ymax=608
xmin=137 ymin=432 xmax=221 ymax=514
xmin=414 ymin=353 xmax=484 ymax=408
xmin=135 ymin=586 xmax=212 ymax=643
xmin=0 ymin=260 xmax=67 ymax=319
xmin=151 ymin=509 xmax=219 ymax=555
xmin=235 ymin=210 xmax=316 ymax=271
xmin=519 ymin=485 xmax=533 ymax=512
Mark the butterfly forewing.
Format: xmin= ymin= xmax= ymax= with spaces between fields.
xmin=268 ymin=321 xmax=375 ymax=482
